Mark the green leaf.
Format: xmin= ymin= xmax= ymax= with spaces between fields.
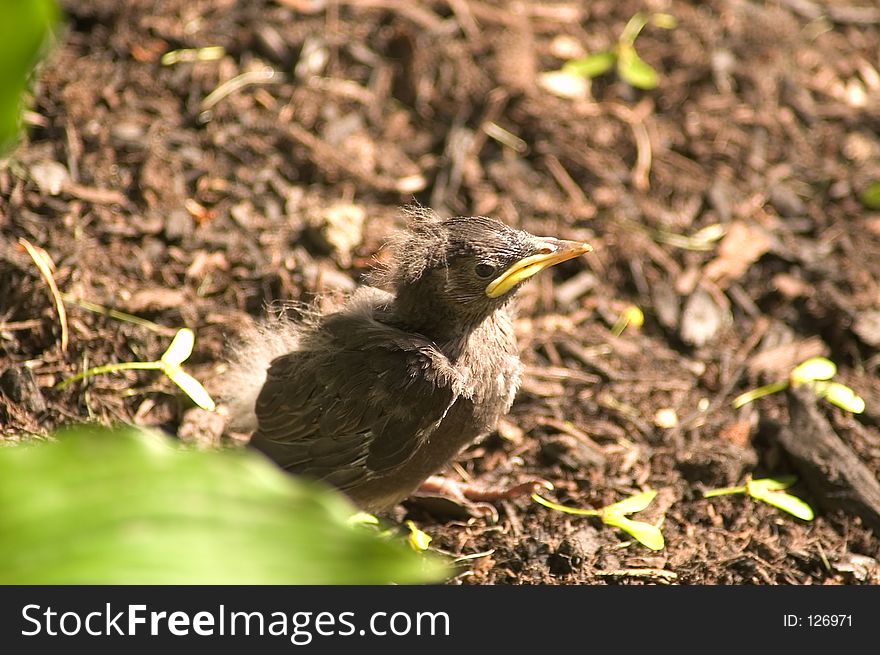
xmin=812 ymin=380 xmax=866 ymax=414
xmin=0 ymin=425 xmax=448 ymax=584
xmin=602 ymin=489 xmax=658 ymax=516
xmin=0 ymin=0 xmax=58 ymax=153
xmin=747 ymin=476 xmax=797 ymax=493
xmin=162 ymin=365 xmax=216 ymax=411
xmin=563 ymin=51 xmax=616 ymax=79
xmin=752 ymin=490 xmax=815 ymax=521
xmin=859 ymin=180 xmax=880 ymax=210
xmin=602 ymin=514 xmax=665 ymax=551
xmin=160 ymin=328 xmax=195 ymax=366
xmin=745 ymin=477 xmax=814 ymax=520
xmin=790 ymin=357 xmax=837 ymax=384
xmin=616 ymin=46 xmax=658 ymax=89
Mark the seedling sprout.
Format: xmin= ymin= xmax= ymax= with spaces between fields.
xmin=559 ymin=12 xmax=677 ymax=91
xmin=58 ymin=328 xmax=216 ymax=411
xmin=704 ymin=475 xmax=814 ymax=521
xmin=533 ymin=489 xmax=665 ymax=551
xmin=405 ymin=521 xmax=433 ymax=552
xmin=732 ymin=356 xmax=865 ymax=414
xmin=611 ymin=305 xmax=644 ymax=337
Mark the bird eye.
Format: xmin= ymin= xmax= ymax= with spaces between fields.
xmin=474 ymin=263 xmax=497 ymax=278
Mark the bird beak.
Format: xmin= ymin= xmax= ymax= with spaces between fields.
xmin=485 ymin=237 xmax=593 ymax=298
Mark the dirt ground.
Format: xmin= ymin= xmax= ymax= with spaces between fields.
xmin=2 ymin=0 xmax=880 ymax=584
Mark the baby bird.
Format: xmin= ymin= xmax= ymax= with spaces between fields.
xmin=226 ymin=210 xmax=591 ymax=512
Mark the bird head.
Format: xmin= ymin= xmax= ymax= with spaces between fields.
xmin=377 ymin=209 xmax=592 ymax=339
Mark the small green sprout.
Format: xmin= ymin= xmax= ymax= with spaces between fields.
xmin=58 ymin=328 xmax=216 ymax=411
xmin=610 ymin=304 xmax=644 ymax=337
xmin=161 ymin=46 xmax=225 ymax=66
xmin=704 ymin=475 xmax=814 ymax=521
xmin=533 ymin=489 xmax=665 ymax=551
xmin=405 ymin=520 xmax=433 ymax=552
xmin=350 ymin=513 xmax=434 ymax=554
xmin=560 ymin=12 xmax=676 ymax=90
xmin=732 ymin=356 xmax=865 ymax=414
xmin=859 ymin=180 xmax=880 ymax=210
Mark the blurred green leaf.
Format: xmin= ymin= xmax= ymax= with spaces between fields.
xmin=563 ymin=51 xmax=616 ymax=79
xmin=790 ymin=357 xmax=837 ymax=384
xmin=0 ymin=425 xmax=448 ymax=584
xmin=859 ymin=180 xmax=880 ymax=210
xmin=0 ymin=0 xmax=58 ymax=153
xmin=811 ymin=380 xmax=866 ymax=414
xmin=616 ymin=46 xmax=658 ymax=89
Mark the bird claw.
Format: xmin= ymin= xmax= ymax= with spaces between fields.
xmin=409 ymin=476 xmax=553 ymax=521
xmin=459 ymin=478 xmax=554 ymax=502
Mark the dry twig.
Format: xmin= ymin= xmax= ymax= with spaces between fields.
xmin=18 ymin=238 xmax=68 ymax=352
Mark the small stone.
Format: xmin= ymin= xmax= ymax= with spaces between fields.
xmin=538 ymin=70 xmax=590 ymax=100
xmin=255 ymin=24 xmax=292 ymax=64
xmin=111 ymin=122 xmax=146 ymax=146
xmin=832 ymin=553 xmax=878 ymax=582
xmin=718 ymin=420 xmax=751 ymax=448
xmin=29 ymin=161 xmax=69 ymax=195
xmin=306 ymin=204 xmax=366 ymax=268
xmin=0 ymin=366 xmax=47 ymax=415
xmin=652 ymin=281 xmax=680 ymax=330
xmin=769 ymin=183 xmax=805 ymax=217
xmin=680 ymin=288 xmax=724 ymax=347
xmin=707 ymin=179 xmax=733 ymax=222
xmin=653 ymin=408 xmax=678 ymax=429
xmin=164 ymin=209 xmax=193 ymax=242
xmin=549 ymin=35 xmax=585 ymax=60
xmin=853 ymin=310 xmax=880 ymax=347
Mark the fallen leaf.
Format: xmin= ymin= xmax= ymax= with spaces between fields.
xmin=703 ymin=221 xmax=771 ymax=288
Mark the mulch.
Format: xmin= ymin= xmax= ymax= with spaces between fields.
xmin=2 ymin=0 xmax=880 ymax=584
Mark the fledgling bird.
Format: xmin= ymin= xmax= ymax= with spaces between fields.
xmin=225 ymin=209 xmax=591 ymax=512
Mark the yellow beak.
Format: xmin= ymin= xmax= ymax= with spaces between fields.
xmin=485 ymin=238 xmax=592 ymax=298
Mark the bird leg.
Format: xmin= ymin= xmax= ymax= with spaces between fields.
xmin=410 ymin=475 xmax=553 ymax=520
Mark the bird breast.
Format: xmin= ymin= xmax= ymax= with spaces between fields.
xmin=452 ymin=309 xmax=522 ymax=431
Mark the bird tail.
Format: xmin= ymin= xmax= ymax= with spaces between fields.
xmin=222 ymin=316 xmax=302 ymax=432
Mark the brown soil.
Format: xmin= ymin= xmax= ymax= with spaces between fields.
xmin=2 ymin=0 xmax=880 ymax=585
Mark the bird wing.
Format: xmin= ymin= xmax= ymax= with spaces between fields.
xmin=249 ymin=310 xmax=460 ymax=491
